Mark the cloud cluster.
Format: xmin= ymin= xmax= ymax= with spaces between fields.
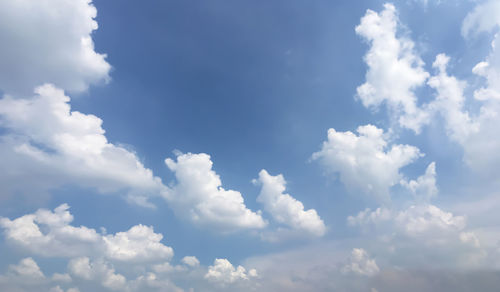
xmin=0 ymin=205 xmax=260 ymax=292
xmin=355 ymin=2 xmax=500 ymax=180
xmin=0 ymin=204 xmax=173 ymax=262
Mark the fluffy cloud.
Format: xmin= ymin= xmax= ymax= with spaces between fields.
xmin=0 ymin=84 xmax=168 ymax=207
xmin=7 ymin=258 xmax=45 ymax=281
xmin=346 ymin=203 xmax=488 ymax=268
xmin=426 ymin=50 xmax=500 ymax=176
xmin=181 ymin=256 xmax=200 ymax=267
xmin=426 ymin=54 xmax=478 ymax=144
xmin=0 ymin=0 xmax=110 ymax=95
xmin=103 ymin=225 xmax=174 ymax=263
xmin=68 ymin=257 xmax=126 ymax=291
xmin=165 ymin=153 xmax=267 ymax=232
xmin=400 ymin=162 xmax=438 ymax=202
xmin=254 ymin=170 xmax=326 ymax=237
xmin=0 ymin=204 xmax=173 ymax=262
xmin=355 ymin=3 xmax=430 ymax=132
xmin=312 ymin=125 xmax=421 ymax=202
xmin=348 ymin=204 xmax=466 ymax=238
xmin=205 ymin=258 xmax=257 ymax=285
xmin=341 ymin=248 xmax=380 ymax=277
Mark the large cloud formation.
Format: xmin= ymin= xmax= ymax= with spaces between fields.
xmin=0 ymin=0 xmax=110 ymax=95
xmin=0 ymin=84 xmax=168 ymax=207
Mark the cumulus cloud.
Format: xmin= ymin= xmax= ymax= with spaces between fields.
xmin=312 ymin=125 xmax=421 ymax=202
xmin=341 ymin=248 xmax=380 ymax=277
xmin=347 ymin=203 xmax=488 ymax=268
xmin=103 ymin=225 xmax=174 ymax=263
xmin=348 ymin=204 xmax=466 ymax=237
xmin=355 ymin=3 xmax=430 ymax=132
xmin=254 ymin=169 xmax=326 ymax=237
xmin=7 ymin=258 xmax=45 ymax=281
xmin=165 ymin=152 xmax=267 ymax=232
xmin=69 ymin=257 xmax=126 ymax=291
xmin=427 ymin=54 xmax=478 ymax=144
xmin=0 ymin=84 xmax=167 ymax=207
xmin=0 ymin=0 xmax=110 ymax=95
xmin=400 ymin=162 xmax=438 ymax=202
xmin=355 ymin=3 xmax=500 ymax=179
xmin=0 ymin=204 xmax=173 ymax=262
xmin=425 ymin=50 xmax=500 ymax=176
xmin=181 ymin=256 xmax=200 ymax=267
xmin=205 ymin=258 xmax=258 ymax=285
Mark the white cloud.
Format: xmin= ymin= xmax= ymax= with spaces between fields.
xmin=68 ymin=257 xmax=127 ymax=291
xmin=0 ymin=204 xmax=101 ymax=257
xmin=254 ymin=169 xmax=326 ymax=237
xmin=51 ymin=273 xmax=72 ymax=283
xmin=400 ymin=162 xmax=438 ymax=202
xmin=312 ymin=124 xmax=421 ymax=202
xmin=0 ymin=0 xmax=110 ymax=95
xmin=0 ymin=204 xmax=173 ymax=263
xmin=181 ymin=256 xmax=200 ymax=267
xmin=341 ymin=248 xmax=379 ymax=277
xmin=204 ymin=258 xmax=257 ymax=285
xmin=396 ymin=204 xmax=466 ymax=236
xmin=355 ymin=3 xmax=430 ymax=132
xmin=103 ymin=225 xmax=173 ymax=263
xmin=8 ymin=258 xmax=45 ymax=281
xmin=462 ymin=0 xmax=500 ymax=38
xmin=426 ymin=51 xmax=500 ymax=176
xmin=427 ymin=54 xmax=479 ymax=144
xmin=165 ymin=152 xmax=267 ymax=232
xmin=348 ymin=204 xmax=466 ymax=237
xmin=346 ymin=203 xmax=489 ymax=268
xmin=0 ymin=84 xmax=168 ymax=206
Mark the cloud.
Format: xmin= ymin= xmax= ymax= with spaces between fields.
xmin=348 ymin=204 xmax=467 ymax=239
xmin=426 ymin=50 xmax=500 ymax=176
xmin=0 ymin=84 xmax=168 ymax=206
xmin=7 ymin=258 xmax=45 ymax=281
xmin=462 ymin=0 xmax=500 ymax=38
xmin=400 ymin=162 xmax=438 ymax=202
xmin=0 ymin=0 xmax=110 ymax=95
xmin=426 ymin=54 xmax=478 ymax=144
xmin=165 ymin=152 xmax=267 ymax=232
xmin=181 ymin=256 xmax=200 ymax=267
xmin=0 ymin=204 xmax=173 ymax=263
xmin=347 ymin=203 xmax=488 ymax=269
xmin=341 ymin=248 xmax=380 ymax=277
xmin=312 ymin=124 xmax=421 ymax=202
xmin=103 ymin=225 xmax=174 ymax=263
xmin=204 ymin=258 xmax=258 ymax=285
xmin=355 ymin=3 xmax=430 ymax=132
xmin=68 ymin=257 xmax=127 ymax=291
xmin=254 ymin=169 xmax=326 ymax=237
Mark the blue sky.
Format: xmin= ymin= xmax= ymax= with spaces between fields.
xmin=1 ymin=0 xmax=500 ymax=291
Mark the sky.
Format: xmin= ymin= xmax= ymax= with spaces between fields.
xmin=0 ymin=0 xmax=500 ymax=291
